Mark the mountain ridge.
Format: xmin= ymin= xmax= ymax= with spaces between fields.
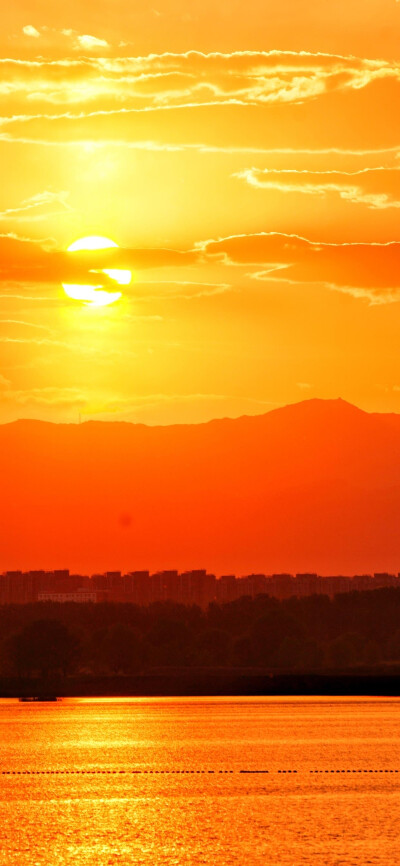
xmin=1 ymin=397 xmax=400 ymax=575
xmin=0 ymin=397 xmax=380 ymax=431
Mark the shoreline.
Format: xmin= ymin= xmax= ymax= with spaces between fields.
xmin=2 ymin=672 xmax=400 ymax=698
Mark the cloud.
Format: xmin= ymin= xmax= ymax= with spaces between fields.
xmin=0 ymin=233 xmax=197 ymax=289
xmin=0 ymin=333 xmax=136 ymax=358
xmin=22 ymin=25 xmax=40 ymax=38
xmin=0 ymin=50 xmax=399 ymax=115
xmin=75 ymin=34 xmax=110 ymax=51
xmin=199 ymin=231 xmax=400 ymax=303
xmin=0 ymin=191 xmax=73 ymax=222
xmin=0 ymin=136 xmax=393 ymax=158
xmin=0 ymin=385 xmax=87 ymax=408
xmin=0 ymin=319 xmax=52 ymax=332
xmin=0 ymin=385 xmax=275 ymax=424
xmin=320 ymin=283 xmax=400 ymax=305
xmin=3 ymin=229 xmax=400 ymax=307
xmin=132 ymin=280 xmax=231 ymax=300
xmin=86 ymin=392 xmax=275 ymax=424
xmin=234 ymin=167 xmax=400 ymax=209
xmin=20 ymin=26 xmax=109 ymax=53
xmin=0 ymin=131 xmax=399 ymax=161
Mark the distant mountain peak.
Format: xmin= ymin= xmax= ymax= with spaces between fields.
xmin=262 ymin=397 xmax=368 ymax=426
xmin=1 ymin=395 xmax=400 ymax=574
xmin=0 ymin=397 xmax=381 ymax=431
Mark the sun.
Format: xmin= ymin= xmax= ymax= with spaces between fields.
xmin=62 ymin=235 xmax=131 ymax=307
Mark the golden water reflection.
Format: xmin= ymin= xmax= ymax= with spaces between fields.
xmin=0 ymin=697 xmax=400 ymax=865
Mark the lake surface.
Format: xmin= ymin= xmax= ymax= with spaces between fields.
xmin=1 ymin=696 xmax=400 ymax=864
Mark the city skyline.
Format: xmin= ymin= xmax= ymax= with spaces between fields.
xmin=2 ymin=568 xmax=400 ymax=607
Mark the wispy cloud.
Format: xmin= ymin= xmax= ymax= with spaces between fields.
xmin=75 ymin=34 xmax=110 ymax=51
xmin=0 ymin=233 xmax=197 ymax=287
xmin=22 ymin=25 xmax=40 ymax=39
xmin=0 ymin=50 xmax=398 ymax=116
xmin=0 ymin=385 xmax=275 ymax=423
xmin=0 ymin=190 xmax=73 ymax=222
xmin=20 ymin=26 xmax=110 ymax=52
xmin=0 ymin=384 xmax=88 ymax=408
xmin=0 ymin=134 xmax=398 ymax=159
xmin=235 ymin=166 xmax=400 ymax=209
xmin=0 ymin=334 xmax=136 ymax=358
xmin=3 ymin=228 xmax=400 ymax=307
xmin=0 ymin=319 xmax=52 ymax=332
xmin=133 ymin=280 xmax=232 ymax=300
xmin=199 ymin=231 xmax=400 ymax=304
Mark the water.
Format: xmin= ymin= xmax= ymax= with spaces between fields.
xmin=0 ymin=696 xmax=400 ymax=865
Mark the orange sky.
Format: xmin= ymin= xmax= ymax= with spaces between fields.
xmin=2 ymin=1 xmax=400 ymax=424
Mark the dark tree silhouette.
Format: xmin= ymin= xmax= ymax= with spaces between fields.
xmin=1 ymin=588 xmax=400 ymax=677
xmin=251 ymin=610 xmax=304 ymax=665
xmin=195 ymin=628 xmax=231 ymax=665
xmin=232 ymin=634 xmax=254 ymax=667
xmin=272 ymin=636 xmax=303 ymax=669
xmin=326 ymin=632 xmax=364 ymax=668
xmin=97 ymin=624 xmax=145 ymax=674
xmin=8 ymin=619 xmax=79 ymax=678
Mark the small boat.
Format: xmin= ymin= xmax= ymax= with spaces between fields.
xmin=19 ymin=696 xmax=60 ymax=702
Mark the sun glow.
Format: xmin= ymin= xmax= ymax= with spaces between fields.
xmin=63 ymin=236 xmax=131 ymax=307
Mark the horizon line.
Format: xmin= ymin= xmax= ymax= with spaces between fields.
xmin=2 ymin=569 xmax=400 ymax=579
xmin=0 ymin=396 xmax=386 ymax=429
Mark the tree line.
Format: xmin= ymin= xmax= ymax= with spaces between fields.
xmin=2 ymin=588 xmax=400 ymax=678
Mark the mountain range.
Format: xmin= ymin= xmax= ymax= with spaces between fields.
xmin=2 ymin=398 xmax=400 ymax=575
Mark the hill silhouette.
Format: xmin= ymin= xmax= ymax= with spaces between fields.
xmin=2 ymin=398 xmax=400 ymax=574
